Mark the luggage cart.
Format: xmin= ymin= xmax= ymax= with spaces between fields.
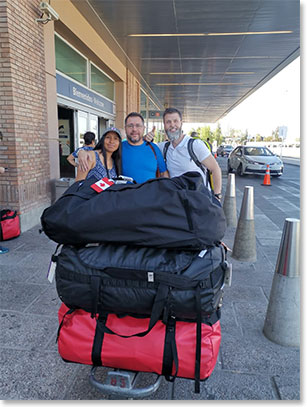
xmin=89 ymin=367 xmax=167 ymax=399
xmin=89 ymin=367 xmax=216 ymax=400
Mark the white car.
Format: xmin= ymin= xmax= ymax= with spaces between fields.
xmin=227 ymin=146 xmax=284 ymax=177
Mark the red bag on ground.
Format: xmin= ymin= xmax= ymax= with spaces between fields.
xmin=0 ymin=209 xmax=20 ymax=241
xmin=57 ymin=303 xmax=221 ymax=383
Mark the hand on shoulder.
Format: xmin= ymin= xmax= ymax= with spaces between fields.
xmin=78 ymin=149 xmax=94 ymax=172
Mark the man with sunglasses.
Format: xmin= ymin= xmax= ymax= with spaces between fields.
xmin=78 ymin=112 xmax=169 ymax=183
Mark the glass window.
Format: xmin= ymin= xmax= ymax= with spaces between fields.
xmin=55 ymin=35 xmax=87 ymax=85
xmin=90 ymin=64 xmax=114 ymax=101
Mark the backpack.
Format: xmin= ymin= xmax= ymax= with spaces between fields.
xmin=0 ymin=209 xmax=20 ymax=241
xmin=163 ymin=138 xmax=214 ymax=191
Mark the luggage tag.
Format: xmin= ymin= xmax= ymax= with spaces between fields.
xmin=91 ymin=177 xmax=114 ymax=193
xmin=47 ymin=260 xmax=56 ymax=283
xmin=47 ymin=244 xmax=61 ymax=283
xmin=198 ymin=249 xmax=207 ymax=258
xmin=223 ymin=261 xmax=232 ymax=287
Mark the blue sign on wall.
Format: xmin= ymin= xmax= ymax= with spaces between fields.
xmin=56 ymin=73 xmax=115 ymax=116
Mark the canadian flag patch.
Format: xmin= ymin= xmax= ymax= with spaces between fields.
xmin=90 ymin=177 xmax=114 ymax=193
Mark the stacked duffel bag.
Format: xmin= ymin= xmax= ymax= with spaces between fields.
xmin=41 ymin=171 xmax=231 ymax=393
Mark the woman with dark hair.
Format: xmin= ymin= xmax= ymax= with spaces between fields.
xmin=76 ymin=127 xmax=122 ymax=181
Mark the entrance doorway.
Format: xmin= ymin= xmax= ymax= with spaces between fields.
xmin=58 ymin=106 xmax=75 ymax=178
xmin=77 ymin=111 xmax=99 ymax=148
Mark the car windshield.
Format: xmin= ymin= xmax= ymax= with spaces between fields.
xmin=244 ymin=147 xmax=274 ymax=156
xmin=225 ymin=145 xmax=233 ymax=150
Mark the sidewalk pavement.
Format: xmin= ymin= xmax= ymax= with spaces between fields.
xmin=281 ymin=157 xmax=300 ymax=167
xmin=0 ymin=168 xmax=300 ymax=400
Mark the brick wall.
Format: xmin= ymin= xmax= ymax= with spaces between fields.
xmin=0 ymin=0 xmax=50 ymax=217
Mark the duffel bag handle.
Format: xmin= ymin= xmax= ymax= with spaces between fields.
xmin=98 ymin=283 xmax=169 ymax=338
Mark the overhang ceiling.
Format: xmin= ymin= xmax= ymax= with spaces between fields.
xmin=72 ymin=0 xmax=300 ymax=123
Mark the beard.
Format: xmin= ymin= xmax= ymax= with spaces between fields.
xmin=126 ymin=133 xmax=142 ymax=144
xmin=166 ymin=128 xmax=182 ymax=142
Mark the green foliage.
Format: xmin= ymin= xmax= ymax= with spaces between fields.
xmin=255 ymin=134 xmax=263 ymax=142
xmin=213 ymin=123 xmax=224 ymax=145
xmin=270 ymin=127 xmax=282 ymax=142
xmin=189 ymin=123 xmax=225 ymax=145
xmin=155 ymin=130 xmax=166 ymax=143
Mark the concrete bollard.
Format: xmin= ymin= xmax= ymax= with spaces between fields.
xmin=223 ymin=173 xmax=237 ymax=227
xmin=231 ymin=186 xmax=256 ymax=262
xmin=263 ymin=218 xmax=300 ymax=347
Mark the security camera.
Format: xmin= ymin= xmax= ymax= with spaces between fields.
xmin=36 ymin=2 xmax=59 ymax=23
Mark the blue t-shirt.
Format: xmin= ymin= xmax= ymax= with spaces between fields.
xmin=122 ymin=141 xmax=167 ymax=183
xmin=72 ymin=146 xmax=94 ymax=158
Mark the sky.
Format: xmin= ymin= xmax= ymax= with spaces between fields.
xmin=182 ymin=56 xmax=300 ymax=143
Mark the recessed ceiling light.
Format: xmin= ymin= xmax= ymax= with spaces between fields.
xmin=225 ymin=72 xmax=255 ymax=75
xmin=129 ymin=31 xmax=292 ymax=37
xmin=141 ymin=56 xmax=279 ymax=60
xmin=155 ymin=83 xmax=245 ymax=86
xmin=149 ymin=72 xmax=202 ymax=75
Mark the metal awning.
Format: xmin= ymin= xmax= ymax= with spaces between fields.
xmin=73 ymin=0 xmax=300 ymax=123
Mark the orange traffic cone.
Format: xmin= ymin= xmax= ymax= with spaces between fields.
xmin=214 ymin=152 xmax=217 ymax=159
xmin=262 ymin=164 xmax=271 ymax=186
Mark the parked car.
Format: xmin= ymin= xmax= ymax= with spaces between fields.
xmin=227 ymin=145 xmax=284 ymax=177
xmin=216 ymin=145 xmax=233 ymax=157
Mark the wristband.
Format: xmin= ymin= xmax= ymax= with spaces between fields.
xmin=214 ymin=193 xmax=222 ymax=199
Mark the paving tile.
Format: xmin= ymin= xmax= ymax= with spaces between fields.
xmin=0 ymin=348 xmax=79 ymax=400
xmin=173 ymin=370 xmax=277 ymax=400
xmin=0 ymin=252 xmax=32 ymax=266
xmin=0 ymin=311 xmax=58 ymax=351
xmin=0 ymin=265 xmax=39 ymax=283
xmin=24 ymin=285 xmax=62 ymax=316
xmin=220 ymin=332 xmax=300 ymax=376
xmin=273 ymin=374 xmax=300 ymax=400
xmin=233 ymin=301 xmax=268 ymax=336
xmin=0 ymin=282 xmax=48 ymax=312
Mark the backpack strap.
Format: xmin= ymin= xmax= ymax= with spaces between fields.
xmin=92 ymin=313 xmax=108 ymax=366
xmin=163 ymin=141 xmax=171 ymax=161
xmin=162 ymin=316 xmax=179 ymax=382
xmin=146 ymin=142 xmax=160 ymax=177
xmin=187 ymin=138 xmax=211 ymax=190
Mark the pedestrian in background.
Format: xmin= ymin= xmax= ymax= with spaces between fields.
xmin=67 ymin=131 xmax=96 ymax=167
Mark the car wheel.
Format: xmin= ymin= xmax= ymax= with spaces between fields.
xmin=227 ymin=161 xmax=233 ymax=173
xmin=237 ymin=164 xmax=244 ymax=176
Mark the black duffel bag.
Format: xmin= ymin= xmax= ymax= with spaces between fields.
xmin=54 ymin=242 xmax=229 ymax=323
xmin=41 ymin=172 xmax=226 ymax=250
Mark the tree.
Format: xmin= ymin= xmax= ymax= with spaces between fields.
xmin=213 ymin=122 xmax=224 ymax=145
xmin=271 ymin=127 xmax=282 ymax=142
xmin=255 ymin=134 xmax=263 ymax=142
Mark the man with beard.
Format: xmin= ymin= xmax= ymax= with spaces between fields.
xmin=121 ymin=112 xmax=168 ymax=182
xmin=145 ymin=107 xmax=222 ymax=200
xmin=77 ymin=112 xmax=168 ymax=183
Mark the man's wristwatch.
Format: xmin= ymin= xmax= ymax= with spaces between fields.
xmin=214 ymin=193 xmax=222 ymax=200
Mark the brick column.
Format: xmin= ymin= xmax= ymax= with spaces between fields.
xmin=0 ymin=0 xmax=53 ymax=231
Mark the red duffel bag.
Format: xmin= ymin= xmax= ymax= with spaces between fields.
xmin=57 ymin=304 xmax=221 ymax=391
xmin=0 ymin=209 xmax=20 ymax=241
